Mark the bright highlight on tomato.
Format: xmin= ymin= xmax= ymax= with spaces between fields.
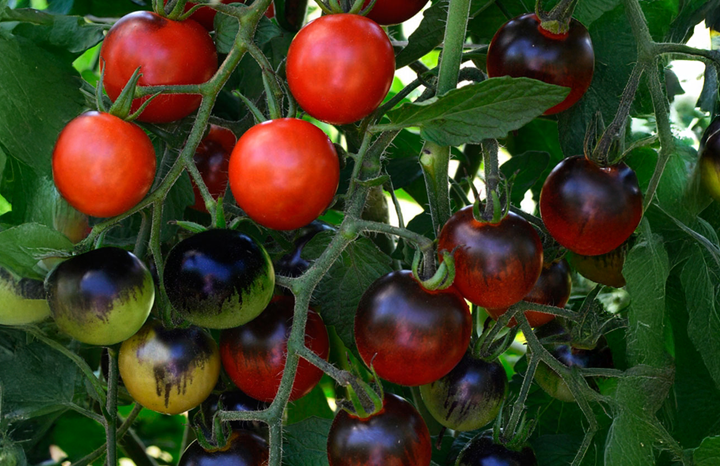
xmin=487 ymin=13 xmax=594 ymax=115
xmin=286 ymin=14 xmax=395 ymax=125
xmin=229 ymin=118 xmax=340 ymax=231
xmin=99 ymin=11 xmax=218 ymax=123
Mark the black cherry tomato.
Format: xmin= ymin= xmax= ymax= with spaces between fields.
xmin=362 ymin=0 xmax=429 ymax=25
xmin=456 ymin=432 xmax=537 ymax=466
xmin=178 ymin=430 xmax=269 ymax=466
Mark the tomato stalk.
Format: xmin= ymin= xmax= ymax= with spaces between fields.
xmin=73 ymin=404 xmax=144 ymax=466
xmin=105 ymin=347 xmax=119 ymax=466
xmin=481 ymin=139 xmax=500 ymax=221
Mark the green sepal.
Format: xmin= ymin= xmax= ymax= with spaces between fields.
xmin=108 ymin=67 xmax=142 ymax=120
xmin=126 ymin=91 xmax=163 ymax=122
xmin=96 ymin=63 xmax=108 ymax=113
xmin=234 ymin=90 xmax=267 ymax=123
xmin=414 ymin=250 xmax=456 ymax=291
xmin=215 ymin=197 xmax=226 ymax=229
xmin=170 ymin=220 xmax=208 ymax=234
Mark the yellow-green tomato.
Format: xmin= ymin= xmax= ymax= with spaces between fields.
xmin=46 ymin=247 xmax=154 ymax=345
xmin=119 ymin=321 xmax=221 ymax=415
xmin=0 ymin=268 xmax=51 ymax=326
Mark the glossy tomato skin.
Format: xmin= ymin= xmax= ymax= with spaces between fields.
xmin=275 ymin=222 xmax=334 ymax=277
xmin=567 ymin=248 xmax=626 ymax=287
xmin=100 ymin=11 xmax=218 ymax=123
xmin=362 ymin=0 xmax=429 ymax=25
xmin=46 ymin=248 xmax=154 ymax=346
xmin=220 ymin=295 xmax=329 ymax=402
xmin=438 ymin=208 xmax=543 ymax=310
xmin=191 ymin=125 xmax=236 ymax=213
xmin=456 ymin=433 xmax=537 ymax=466
xmin=119 ymin=321 xmax=221 ymax=414
xmin=539 ymin=156 xmax=642 ymax=256
xmin=354 ymin=271 xmax=472 ymax=386
xmin=486 ymin=13 xmax=594 ymax=115
xmin=327 ymin=393 xmax=432 ymax=466
xmin=487 ymin=259 xmax=571 ymax=328
xmin=164 ymin=229 xmax=275 ymax=329
xmin=178 ymin=430 xmax=269 ymax=466
xmin=420 ymin=352 xmax=507 ymax=431
xmin=229 ymin=118 xmax=339 ymax=231
xmin=53 ymin=112 xmax=156 ymax=218
xmin=286 ymin=14 xmax=395 ymax=125
xmin=700 ymin=117 xmax=720 ymax=201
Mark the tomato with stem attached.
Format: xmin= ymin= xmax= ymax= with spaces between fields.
xmin=354 ymin=270 xmax=472 ymax=386
xmin=53 ymin=111 xmax=156 ymax=218
xmin=539 ymin=156 xmax=642 ymax=256
xmin=100 ymin=11 xmax=218 ymax=123
xmin=327 ymin=393 xmax=432 ymax=466
xmin=286 ymin=14 xmax=395 ymax=125
xmin=438 ymin=207 xmax=543 ymax=310
xmin=486 ymin=13 xmax=594 ymax=115
xmin=178 ymin=430 xmax=269 ymax=466
xmin=190 ymin=125 xmax=236 ymax=213
xmin=228 ymin=118 xmax=340 ymax=231
xmin=220 ymin=295 xmax=329 ymax=402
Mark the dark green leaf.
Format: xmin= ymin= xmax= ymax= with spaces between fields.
xmin=50 ymin=410 xmax=105 ymax=461
xmin=394 ymin=0 xmax=447 ymax=69
xmin=500 ymin=151 xmax=550 ymax=205
xmin=0 ymin=223 xmax=73 ymax=279
xmin=302 ymin=232 xmax=393 ymax=349
xmin=694 ymin=436 xmax=720 ymax=465
xmin=286 ymin=382 xmax=334 ymax=425
xmin=0 ymin=33 xmax=84 ymax=177
xmin=283 ymin=416 xmax=332 ymax=466
xmin=10 ymin=9 xmax=105 ymax=57
xmin=573 ymin=0 xmax=621 ymax=27
xmin=380 ymin=77 xmax=569 ymax=146
xmin=384 ymin=129 xmax=423 ymax=190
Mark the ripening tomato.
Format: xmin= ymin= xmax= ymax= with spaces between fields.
xmin=354 ymin=271 xmax=472 ymax=386
xmin=220 ymin=296 xmax=329 ymax=402
xmin=438 ymin=208 xmax=543 ymax=310
xmin=53 ymin=112 xmax=156 ymax=218
xmin=362 ymin=0 xmax=429 ymax=25
xmin=539 ymin=156 xmax=642 ymax=256
xmin=567 ymin=247 xmax=627 ymax=288
xmin=228 ymin=118 xmax=340 ymax=231
xmin=178 ymin=430 xmax=269 ymax=466
xmin=190 ymin=125 xmax=236 ymax=212
xmin=286 ymin=14 xmax=395 ymax=125
xmin=456 ymin=433 xmax=537 ymax=466
xmin=0 ymin=268 xmax=50 ymax=326
xmin=486 ymin=13 xmax=594 ymax=115
xmin=100 ymin=11 xmax=218 ymax=123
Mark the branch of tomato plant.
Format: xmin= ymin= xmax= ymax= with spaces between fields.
xmin=482 ymin=139 xmax=500 ymax=219
xmin=72 ymin=404 xmax=144 ymax=466
xmin=501 ymin=350 xmax=539 ymax=443
xmin=643 ymin=64 xmax=675 ymax=212
xmin=105 ymin=347 xmax=119 ymax=466
xmin=246 ymin=43 xmax=285 ymax=120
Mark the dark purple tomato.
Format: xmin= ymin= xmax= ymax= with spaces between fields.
xmin=567 ymin=247 xmax=626 ymax=288
xmin=327 ymin=393 xmax=432 ymax=466
xmin=456 ymin=433 xmax=537 ymax=466
xmin=486 ymin=13 xmax=594 ymax=115
xmin=354 ymin=271 xmax=472 ymax=386
xmin=274 ymin=222 xmax=334 ymax=278
xmin=419 ymin=352 xmax=507 ymax=431
xmin=534 ymin=338 xmax=614 ymax=402
xmin=699 ymin=117 xmax=720 ymax=201
xmin=190 ymin=125 xmax=236 ymax=213
xmin=362 ymin=0 xmax=429 ymax=25
xmin=539 ymin=156 xmax=643 ymax=256
xmin=205 ymin=390 xmax=269 ymax=433
xmin=486 ymin=259 xmax=571 ymax=328
xmin=178 ymin=430 xmax=269 ymax=466
xmin=438 ymin=208 xmax=543 ymax=310
xmin=220 ymin=296 xmax=330 ymax=402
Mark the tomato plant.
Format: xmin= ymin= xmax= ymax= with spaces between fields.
xmin=228 ymin=118 xmax=340 ymax=230
xmin=486 ymin=259 xmax=572 ymax=327
xmin=190 ymin=125 xmax=236 ymax=213
xmin=419 ymin=352 xmax=507 ymax=431
xmin=119 ymin=320 xmax=221 ymax=415
xmin=539 ymin=156 xmax=643 ymax=256
xmin=362 ymin=0 xmax=429 ymax=25
xmin=99 ymin=11 xmax=218 ymax=123
xmin=354 ymin=270 xmax=472 ymax=386
xmin=700 ymin=117 xmax=720 ymax=200
xmin=52 ymin=111 xmax=156 ymax=218
xmin=326 ymin=393 xmax=432 ymax=466
xmin=285 ymin=14 xmax=395 ymax=125
xmin=164 ymin=229 xmax=275 ymax=329
xmin=178 ymin=430 xmax=269 ymax=466
xmin=438 ymin=207 xmax=543 ymax=310
xmin=455 ymin=433 xmax=537 ymax=466
xmin=486 ymin=13 xmax=594 ymax=115
xmin=220 ymin=296 xmax=330 ymax=402
xmin=46 ymin=247 xmax=154 ymax=346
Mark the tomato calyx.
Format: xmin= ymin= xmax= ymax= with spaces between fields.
xmin=411 ymin=249 xmax=456 ymax=291
xmin=315 ymin=0 xmax=368 ymax=15
xmin=535 ymin=0 xmax=580 ymax=35
xmin=342 ymin=370 xmax=385 ymax=419
xmin=102 ymin=67 xmax=161 ymax=122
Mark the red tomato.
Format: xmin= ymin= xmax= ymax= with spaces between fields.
xmin=228 ymin=118 xmax=340 ymax=231
xmin=286 ymin=14 xmax=395 ymax=125
xmin=486 ymin=13 xmax=594 ymax=115
xmin=220 ymin=296 xmax=330 ymax=402
xmin=539 ymin=156 xmax=642 ymax=256
xmin=52 ymin=112 xmax=156 ymax=218
xmin=438 ymin=208 xmax=543 ymax=309
xmin=100 ymin=11 xmax=218 ymax=123
xmin=354 ymin=271 xmax=472 ymax=387
xmin=362 ymin=0 xmax=429 ymax=25
xmin=486 ymin=259 xmax=572 ymax=328
xmin=190 ymin=125 xmax=236 ymax=212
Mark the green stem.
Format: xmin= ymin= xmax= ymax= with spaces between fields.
xmin=502 ymin=351 xmax=538 ymax=442
xmin=297 ymin=345 xmax=353 ymax=385
xmin=246 ymin=43 xmax=284 ymax=120
xmin=482 ymin=139 xmax=499 ymax=220
xmin=185 ymin=157 xmax=218 ymax=225
xmin=105 ymin=347 xmax=119 ymax=466
xmin=437 ymin=0 xmax=471 ymax=95
xmin=72 ymin=404 xmax=143 ymax=466
xmin=643 ymin=63 xmax=675 ymax=211
xmin=353 ymin=219 xmax=434 ymax=251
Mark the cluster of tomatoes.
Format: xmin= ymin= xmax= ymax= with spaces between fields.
xmin=0 ymin=0 xmax=656 ymax=464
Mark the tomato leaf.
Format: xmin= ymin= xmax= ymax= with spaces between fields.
xmin=394 ymin=0 xmax=447 ymax=69
xmin=694 ymin=436 xmax=720 ymax=465
xmin=283 ymin=416 xmax=332 ymax=466
xmin=0 ymin=33 xmax=84 ymax=177
xmin=377 ymin=77 xmax=569 ymax=146
xmin=0 ymin=223 xmax=73 ymax=280
xmin=286 ymin=382 xmax=334 ymax=425
xmin=500 ymin=151 xmax=550 ymax=205
xmin=301 ymin=232 xmax=393 ymax=350
xmin=8 ymin=9 xmax=105 ymax=57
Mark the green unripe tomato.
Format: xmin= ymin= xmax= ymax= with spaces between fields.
xmin=46 ymin=247 xmax=154 ymax=345
xmin=0 ymin=268 xmax=51 ymax=325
